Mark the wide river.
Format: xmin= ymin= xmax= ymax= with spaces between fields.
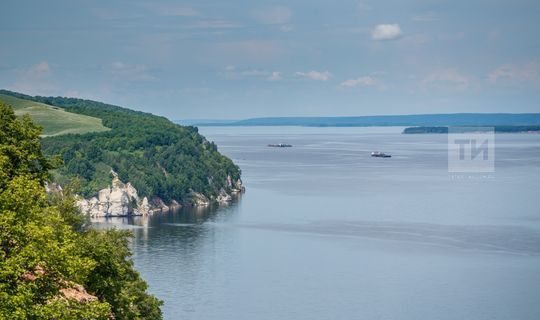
xmin=93 ymin=126 xmax=540 ymax=320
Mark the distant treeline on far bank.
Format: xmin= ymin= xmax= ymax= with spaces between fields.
xmin=182 ymin=113 xmax=540 ymax=128
xmin=402 ymin=126 xmax=540 ymax=134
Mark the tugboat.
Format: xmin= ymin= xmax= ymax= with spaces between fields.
xmin=268 ymin=143 xmax=293 ymax=148
xmin=371 ymin=151 xmax=391 ymax=158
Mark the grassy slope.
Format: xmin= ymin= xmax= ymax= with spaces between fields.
xmin=0 ymin=93 xmax=109 ymax=136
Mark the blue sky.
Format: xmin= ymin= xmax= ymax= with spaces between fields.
xmin=1 ymin=0 xmax=539 ymax=119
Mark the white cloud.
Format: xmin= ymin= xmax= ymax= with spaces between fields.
xmin=488 ymin=62 xmax=540 ymax=86
xmin=33 ymin=61 xmax=51 ymax=74
xmin=422 ymin=69 xmax=470 ymax=90
xmin=254 ymin=6 xmax=292 ymax=25
xmin=371 ymin=24 xmax=402 ymax=40
xmin=296 ymin=71 xmax=332 ymax=81
xmin=267 ymin=72 xmax=282 ymax=81
xmin=341 ymin=76 xmax=377 ymax=87
xmin=8 ymin=61 xmax=56 ymax=95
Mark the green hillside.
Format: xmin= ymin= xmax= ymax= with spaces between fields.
xmin=0 ymin=93 xmax=109 ymax=136
xmin=0 ymin=90 xmax=242 ymax=204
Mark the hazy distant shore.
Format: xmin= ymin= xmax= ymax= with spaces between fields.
xmin=402 ymin=125 xmax=540 ymax=134
xmin=178 ymin=113 xmax=540 ymax=128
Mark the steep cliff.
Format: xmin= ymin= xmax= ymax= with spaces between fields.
xmin=76 ymin=171 xmax=243 ymax=217
xmin=76 ymin=171 xmax=156 ymax=217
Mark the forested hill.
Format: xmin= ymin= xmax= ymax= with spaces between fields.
xmin=0 ymin=90 xmax=241 ymax=204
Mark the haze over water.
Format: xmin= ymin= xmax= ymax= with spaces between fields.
xmin=94 ymin=126 xmax=540 ymax=320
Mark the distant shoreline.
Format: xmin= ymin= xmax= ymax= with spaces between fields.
xmin=176 ymin=113 xmax=540 ymax=128
xmin=402 ymin=126 xmax=540 ymax=134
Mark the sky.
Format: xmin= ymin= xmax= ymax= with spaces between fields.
xmin=1 ymin=0 xmax=539 ymax=120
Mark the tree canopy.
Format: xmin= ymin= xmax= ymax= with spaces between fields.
xmin=0 ymin=101 xmax=162 ymax=319
xmin=0 ymin=90 xmax=241 ymax=203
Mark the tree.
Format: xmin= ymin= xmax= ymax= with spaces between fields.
xmin=0 ymin=102 xmax=53 ymax=190
xmin=0 ymin=102 xmax=162 ymax=319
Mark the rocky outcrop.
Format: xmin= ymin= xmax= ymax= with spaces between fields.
xmin=138 ymin=196 xmax=151 ymax=215
xmin=150 ymin=197 xmax=169 ymax=212
xmin=216 ymin=188 xmax=232 ymax=203
xmin=76 ymin=171 xmax=245 ymax=216
xmin=21 ymin=265 xmax=45 ymax=282
xmin=228 ymin=175 xmax=245 ymax=194
xmin=77 ymin=170 xmax=158 ymax=217
xmin=170 ymin=199 xmax=181 ymax=210
xmin=45 ymin=182 xmax=63 ymax=195
xmin=184 ymin=190 xmax=210 ymax=207
xmin=59 ymin=283 xmax=98 ymax=303
xmin=210 ymin=175 xmax=245 ymax=205
xmin=21 ymin=266 xmax=98 ymax=304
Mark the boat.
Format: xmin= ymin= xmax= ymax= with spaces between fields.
xmin=371 ymin=151 xmax=391 ymax=158
xmin=268 ymin=143 xmax=293 ymax=148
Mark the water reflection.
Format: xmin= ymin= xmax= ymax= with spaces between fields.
xmin=91 ymin=197 xmax=241 ymax=244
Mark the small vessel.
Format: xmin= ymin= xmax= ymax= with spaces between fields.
xmin=371 ymin=151 xmax=391 ymax=158
xmin=268 ymin=143 xmax=293 ymax=148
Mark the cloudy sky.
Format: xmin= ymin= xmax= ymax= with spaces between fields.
xmin=1 ymin=0 xmax=539 ymax=119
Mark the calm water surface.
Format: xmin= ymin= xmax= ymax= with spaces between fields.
xmin=93 ymin=127 xmax=540 ymax=320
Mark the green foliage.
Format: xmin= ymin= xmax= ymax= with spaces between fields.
xmin=0 ymin=102 xmax=53 ymax=189
xmin=1 ymin=91 xmax=242 ymax=202
xmin=79 ymin=230 xmax=163 ymax=320
xmin=0 ymin=93 xmax=109 ymax=137
xmin=32 ymin=299 xmax=112 ymax=320
xmin=0 ymin=102 xmax=162 ymax=319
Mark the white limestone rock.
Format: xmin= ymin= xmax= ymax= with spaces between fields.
xmin=231 ymin=178 xmax=245 ymax=194
xmin=150 ymin=197 xmax=170 ymax=212
xmin=77 ymin=170 xmax=150 ymax=217
xmin=226 ymin=174 xmax=233 ymax=188
xmin=185 ymin=190 xmax=210 ymax=207
xmin=135 ymin=197 xmax=152 ymax=215
xmin=107 ymin=185 xmax=132 ymax=216
xmin=125 ymin=182 xmax=139 ymax=203
xmin=216 ymin=188 xmax=232 ymax=203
